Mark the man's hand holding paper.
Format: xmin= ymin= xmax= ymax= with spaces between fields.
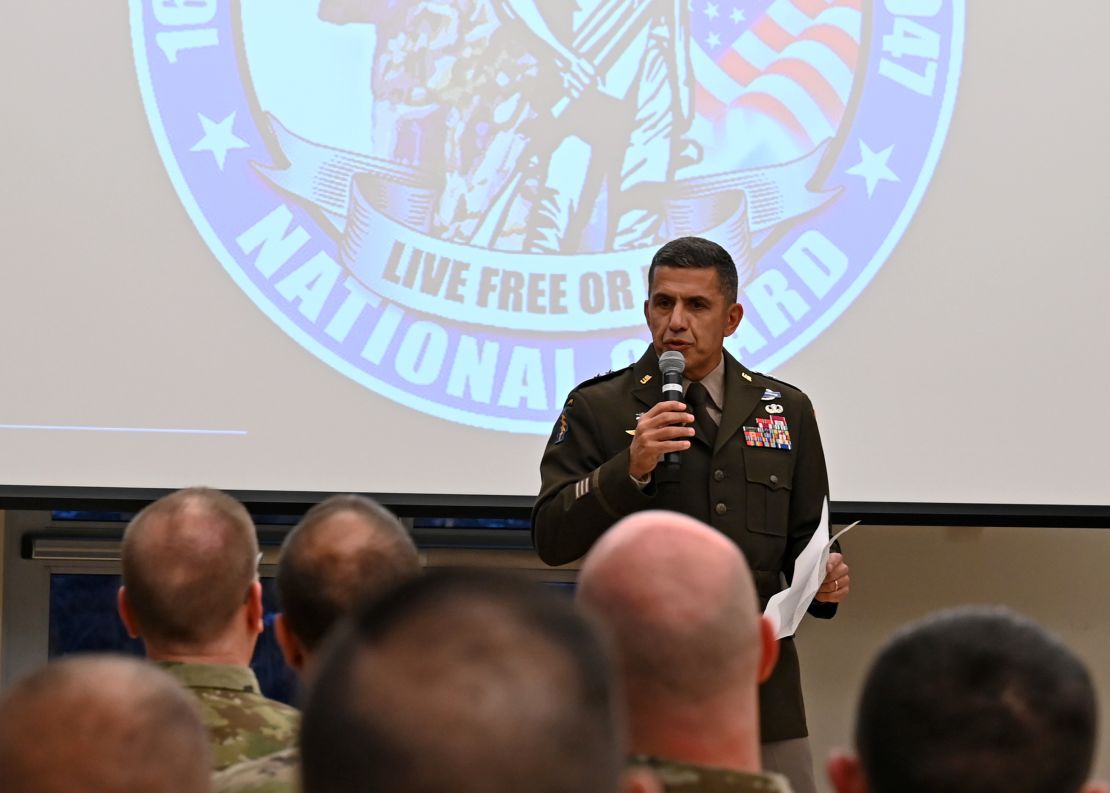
xmin=764 ymin=498 xmax=857 ymax=639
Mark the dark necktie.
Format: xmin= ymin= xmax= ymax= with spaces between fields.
xmin=685 ymin=381 xmax=717 ymax=447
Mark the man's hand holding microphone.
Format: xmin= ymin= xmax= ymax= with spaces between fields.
xmin=629 ymin=351 xmax=694 ymax=481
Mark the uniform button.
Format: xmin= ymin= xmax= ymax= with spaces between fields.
xmin=715 ymin=502 xmax=727 ymax=515
xmin=713 ymin=469 xmax=725 ymax=481
xmin=769 ymin=474 xmax=779 ymax=485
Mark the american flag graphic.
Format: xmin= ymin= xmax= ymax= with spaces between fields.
xmin=690 ymin=0 xmax=863 ymax=151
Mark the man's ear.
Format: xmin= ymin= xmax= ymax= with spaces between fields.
xmin=244 ymin=579 xmax=264 ymax=635
xmin=724 ymin=302 xmax=743 ymax=336
xmin=757 ymin=615 xmax=780 ymax=684
xmin=273 ymin=613 xmax=307 ymax=673
xmin=621 ymin=767 xmax=664 ymax=793
xmin=117 ymin=586 xmax=140 ymax=639
xmin=826 ymin=751 xmax=868 ymax=793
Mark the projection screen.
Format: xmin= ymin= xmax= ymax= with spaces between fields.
xmin=1 ymin=0 xmax=1107 ymax=508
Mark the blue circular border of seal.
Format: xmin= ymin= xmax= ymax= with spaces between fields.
xmin=130 ymin=1 xmax=965 ymax=435
xmin=756 ymin=3 xmax=966 ymax=373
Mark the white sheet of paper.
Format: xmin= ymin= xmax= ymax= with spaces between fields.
xmin=763 ymin=498 xmax=859 ymax=639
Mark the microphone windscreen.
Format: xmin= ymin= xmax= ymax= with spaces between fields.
xmin=659 ymin=350 xmax=686 ymax=376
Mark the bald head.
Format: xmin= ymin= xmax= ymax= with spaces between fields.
xmin=301 ymin=570 xmax=622 ymax=793
xmin=577 ymin=510 xmax=764 ymax=705
xmin=278 ymin=494 xmax=421 ymax=651
xmin=121 ymin=487 xmax=258 ymax=646
xmin=0 ymin=655 xmax=211 ymax=793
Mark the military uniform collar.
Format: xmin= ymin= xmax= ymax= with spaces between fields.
xmin=685 ymin=356 xmax=725 ymax=412
xmin=631 ymin=347 xmax=663 ymax=408
xmin=629 ymin=755 xmax=794 ymax=793
xmin=715 ymin=352 xmax=767 ymax=453
xmin=156 ymin=661 xmax=262 ymax=694
xmin=631 ymin=348 xmax=753 ymax=420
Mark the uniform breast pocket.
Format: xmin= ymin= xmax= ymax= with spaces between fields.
xmin=744 ymin=450 xmax=794 ymax=536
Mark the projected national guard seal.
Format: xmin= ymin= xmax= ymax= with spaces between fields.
xmin=131 ymin=0 xmax=964 ymax=433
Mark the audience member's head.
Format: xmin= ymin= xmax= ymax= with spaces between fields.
xmin=300 ymin=569 xmax=629 ymax=793
xmin=118 ymin=487 xmax=262 ymax=664
xmin=828 ymin=606 xmax=1105 ymax=793
xmin=274 ymin=493 xmax=421 ymax=673
xmin=576 ymin=510 xmax=777 ymax=771
xmin=0 ymin=654 xmax=212 ymax=793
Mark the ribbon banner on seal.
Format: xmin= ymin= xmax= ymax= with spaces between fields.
xmin=254 ymin=116 xmax=838 ymax=332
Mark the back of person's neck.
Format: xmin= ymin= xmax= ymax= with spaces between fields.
xmin=627 ymin=698 xmax=762 ymax=773
xmin=144 ymin=625 xmax=257 ymax=667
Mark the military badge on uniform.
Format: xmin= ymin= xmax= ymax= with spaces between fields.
xmin=554 ymin=402 xmax=571 ymax=444
xmin=761 ymin=389 xmax=782 ymax=400
xmin=743 ymin=416 xmax=792 ymax=450
xmin=765 ymin=403 xmax=784 ymax=414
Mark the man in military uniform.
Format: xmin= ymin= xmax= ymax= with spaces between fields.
xmin=0 ymin=654 xmax=212 ymax=793
xmin=117 ymin=487 xmax=299 ymax=771
xmin=827 ymin=607 xmax=1106 ymax=793
xmin=213 ymin=494 xmax=423 ymax=793
xmin=578 ymin=510 xmax=796 ymax=793
xmin=533 ymin=236 xmax=850 ymax=793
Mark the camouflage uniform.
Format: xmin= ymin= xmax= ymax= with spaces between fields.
xmin=212 ymin=747 xmax=299 ymax=793
xmin=631 ymin=756 xmax=794 ymax=793
xmin=157 ymin=662 xmax=299 ymax=771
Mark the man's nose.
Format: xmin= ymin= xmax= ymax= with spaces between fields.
xmin=668 ymin=305 xmax=688 ymax=330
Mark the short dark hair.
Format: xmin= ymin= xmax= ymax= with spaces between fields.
xmin=121 ymin=487 xmax=258 ymax=645
xmin=277 ymin=494 xmax=421 ymax=650
xmin=300 ymin=569 xmax=622 ymax=793
xmin=856 ymin=607 xmax=1097 ymax=793
xmin=648 ymin=236 xmax=738 ymax=302
xmin=0 ymin=654 xmax=211 ymax=793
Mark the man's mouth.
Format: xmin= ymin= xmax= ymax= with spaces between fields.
xmin=663 ymin=340 xmax=691 ymax=351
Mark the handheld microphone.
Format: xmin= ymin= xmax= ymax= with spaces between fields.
xmin=658 ymin=350 xmax=686 ymax=468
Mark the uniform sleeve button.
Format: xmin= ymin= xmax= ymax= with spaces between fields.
xmin=715 ymin=502 xmax=727 ymax=515
xmin=769 ymin=474 xmax=779 ymax=484
xmin=713 ymin=469 xmax=725 ymax=481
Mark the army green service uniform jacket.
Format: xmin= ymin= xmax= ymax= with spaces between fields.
xmin=532 ymin=346 xmax=834 ymax=742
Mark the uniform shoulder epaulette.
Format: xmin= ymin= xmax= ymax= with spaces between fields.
xmin=572 ymin=365 xmax=631 ymax=392
xmin=750 ymin=370 xmax=805 ymax=394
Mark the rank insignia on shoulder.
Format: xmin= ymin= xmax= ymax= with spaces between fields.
xmin=761 ymin=389 xmax=781 ymax=401
xmin=741 ymin=372 xmax=753 ymax=382
xmin=639 ymin=374 xmax=652 ymax=384
xmin=742 ymin=416 xmax=792 ymax=450
xmin=554 ymin=407 xmax=570 ymax=444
